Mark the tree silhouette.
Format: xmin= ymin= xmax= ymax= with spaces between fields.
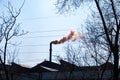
xmin=0 ymin=1 xmax=26 ymax=80
xmin=56 ymin=0 xmax=120 ymax=80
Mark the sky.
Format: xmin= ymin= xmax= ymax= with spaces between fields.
xmin=0 ymin=0 xmax=90 ymax=66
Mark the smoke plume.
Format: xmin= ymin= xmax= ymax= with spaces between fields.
xmin=51 ymin=29 xmax=84 ymax=44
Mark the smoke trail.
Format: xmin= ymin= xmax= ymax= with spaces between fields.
xmin=51 ymin=29 xmax=84 ymax=44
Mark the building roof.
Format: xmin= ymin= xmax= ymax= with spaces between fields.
xmin=30 ymin=65 xmax=51 ymax=72
xmin=0 ymin=64 xmax=10 ymax=70
xmin=59 ymin=60 xmax=80 ymax=71
xmin=31 ymin=60 xmax=60 ymax=72
xmin=100 ymin=62 xmax=114 ymax=70
xmin=38 ymin=60 xmax=60 ymax=70
xmin=79 ymin=66 xmax=99 ymax=71
xmin=59 ymin=60 xmax=114 ymax=71
xmin=0 ymin=61 xmax=114 ymax=74
xmin=10 ymin=62 xmax=31 ymax=73
xmin=78 ymin=62 xmax=114 ymax=71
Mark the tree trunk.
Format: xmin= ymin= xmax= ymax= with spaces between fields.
xmin=113 ymin=46 xmax=119 ymax=80
xmin=0 ymin=57 xmax=9 ymax=80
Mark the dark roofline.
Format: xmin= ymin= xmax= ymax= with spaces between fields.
xmin=0 ymin=64 xmax=10 ymax=70
xmin=32 ymin=60 xmax=60 ymax=72
xmin=59 ymin=59 xmax=80 ymax=71
xmin=10 ymin=62 xmax=31 ymax=73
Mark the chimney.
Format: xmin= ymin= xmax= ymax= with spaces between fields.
xmin=49 ymin=42 xmax=52 ymax=62
xmin=49 ymin=29 xmax=84 ymax=62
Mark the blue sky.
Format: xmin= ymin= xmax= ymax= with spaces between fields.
xmin=1 ymin=0 xmax=89 ymax=66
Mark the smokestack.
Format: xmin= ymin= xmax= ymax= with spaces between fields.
xmin=49 ymin=42 xmax=52 ymax=62
xmin=49 ymin=29 xmax=84 ymax=62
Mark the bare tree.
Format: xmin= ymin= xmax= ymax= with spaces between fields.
xmin=84 ymin=26 xmax=113 ymax=80
xmin=64 ymin=42 xmax=83 ymax=66
xmin=55 ymin=0 xmax=120 ymax=80
xmin=64 ymin=40 xmax=112 ymax=79
xmin=0 ymin=1 xmax=26 ymax=80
